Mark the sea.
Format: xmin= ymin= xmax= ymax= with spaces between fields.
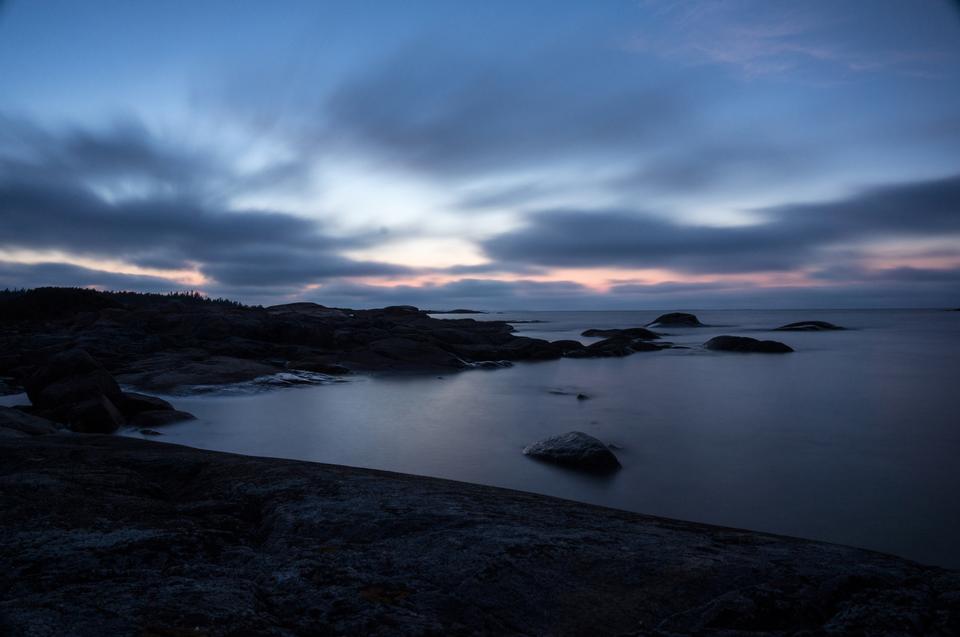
xmin=7 ymin=309 xmax=960 ymax=568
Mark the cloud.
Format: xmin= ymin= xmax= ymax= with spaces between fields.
xmin=0 ymin=118 xmax=409 ymax=288
xmin=319 ymin=43 xmax=696 ymax=177
xmin=308 ymin=278 xmax=595 ymax=310
xmin=482 ymin=173 xmax=960 ymax=273
xmin=0 ymin=261 xmax=185 ymax=293
xmin=306 ymin=268 xmax=960 ymax=310
xmin=629 ymin=0 xmax=959 ymax=79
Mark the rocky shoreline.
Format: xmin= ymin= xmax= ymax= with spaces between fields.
xmin=0 ymin=288 xmax=625 ymax=394
xmin=1 ymin=426 xmax=958 ymax=635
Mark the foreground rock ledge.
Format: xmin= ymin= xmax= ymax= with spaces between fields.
xmin=1 ymin=436 xmax=957 ymax=636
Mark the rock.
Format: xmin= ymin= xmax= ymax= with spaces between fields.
xmin=581 ymin=327 xmax=661 ymax=340
xmin=25 ymin=349 xmax=122 ymax=407
xmin=0 ymin=434 xmax=957 ymax=636
xmin=120 ymin=391 xmax=175 ymax=416
xmin=139 ymin=429 xmax=163 ymax=436
xmin=646 ymin=312 xmax=704 ymax=327
xmin=551 ymin=339 xmax=585 ymax=353
xmin=69 ymin=394 xmax=126 ymax=433
xmin=4 ymin=287 xmax=700 ymax=390
xmin=129 ymin=410 xmax=196 ymax=428
xmin=576 ymin=393 xmax=590 ymax=401
xmin=565 ymin=337 xmax=665 ymax=358
xmin=774 ymin=320 xmax=845 ymax=331
xmin=523 ymin=431 xmax=621 ymax=472
xmin=286 ymin=360 xmax=351 ymax=375
xmin=22 ymin=349 xmax=126 ymax=431
xmin=705 ymin=335 xmax=794 ymax=353
xmin=380 ymin=305 xmax=422 ymax=315
xmin=368 ymin=337 xmax=467 ymax=370
xmin=0 ymin=406 xmax=61 ymax=436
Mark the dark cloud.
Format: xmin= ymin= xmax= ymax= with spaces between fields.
xmin=483 ymin=174 xmax=960 ymax=273
xmin=612 ymin=142 xmax=812 ymax=194
xmin=320 ymin=43 xmax=696 ymax=177
xmin=0 ymin=119 xmax=409 ymax=288
xmin=0 ymin=261 xmax=185 ymax=294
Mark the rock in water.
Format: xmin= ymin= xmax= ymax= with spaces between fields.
xmin=647 ymin=312 xmax=704 ymax=327
xmin=120 ymin=391 xmax=175 ymax=415
xmin=581 ymin=327 xmax=661 ymax=339
xmin=774 ymin=320 xmax=845 ymax=331
xmin=24 ymin=349 xmax=127 ymax=432
xmin=523 ymin=431 xmax=621 ymax=472
xmin=705 ymin=335 xmax=794 ymax=353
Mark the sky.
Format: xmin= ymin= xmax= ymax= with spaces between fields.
xmin=1 ymin=0 xmax=959 ymax=309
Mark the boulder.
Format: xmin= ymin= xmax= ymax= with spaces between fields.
xmin=565 ymin=337 xmax=664 ymax=358
xmin=25 ymin=349 xmax=122 ymax=407
xmin=705 ymin=335 xmax=794 ymax=354
xmin=129 ymin=410 xmax=196 ymax=429
xmin=70 ymin=394 xmax=127 ymax=433
xmin=523 ymin=431 xmax=621 ymax=472
xmin=23 ymin=349 xmax=127 ymax=432
xmin=551 ymin=340 xmax=585 ymax=354
xmin=646 ymin=312 xmax=704 ymax=327
xmin=774 ymin=320 xmax=845 ymax=331
xmin=121 ymin=391 xmax=175 ymax=416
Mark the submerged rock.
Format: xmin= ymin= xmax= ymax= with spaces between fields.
xmin=774 ymin=320 xmax=845 ymax=331
xmin=647 ymin=312 xmax=704 ymax=327
xmin=705 ymin=335 xmax=794 ymax=353
xmin=523 ymin=431 xmax=621 ymax=472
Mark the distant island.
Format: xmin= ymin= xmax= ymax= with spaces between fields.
xmin=426 ymin=308 xmax=487 ymax=314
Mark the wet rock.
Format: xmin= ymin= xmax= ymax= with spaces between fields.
xmin=647 ymin=312 xmax=704 ymax=327
xmin=139 ymin=429 xmax=163 ymax=436
xmin=581 ymin=327 xmax=661 ymax=340
xmin=523 ymin=431 xmax=621 ymax=472
xmin=129 ymin=410 xmax=196 ymax=428
xmin=705 ymin=335 xmax=794 ymax=353
xmin=775 ymin=320 xmax=845 ymax=331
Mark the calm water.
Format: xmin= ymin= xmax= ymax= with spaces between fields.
xmin=10 ymin=309 xmax=959 ymax=567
